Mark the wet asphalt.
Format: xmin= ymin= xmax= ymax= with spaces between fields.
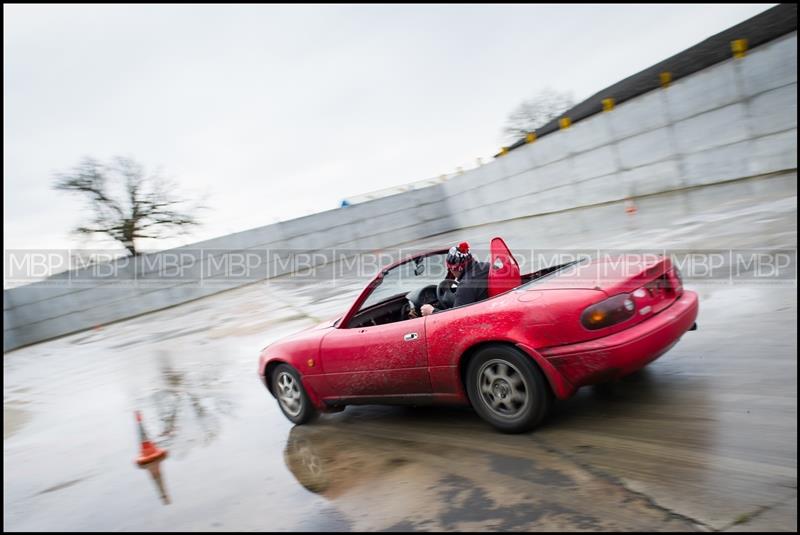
xmin=3 ymin=173 xmax=797 ymax=531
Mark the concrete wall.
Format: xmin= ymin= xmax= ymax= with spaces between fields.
xmin=440 ymin=32 xmax=797 ymax=229
xmin=4 ymin=32 xmax=797 ymax=352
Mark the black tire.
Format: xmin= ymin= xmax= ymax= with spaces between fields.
xmin=271 ymin=364 xmax=318 ymax=425
xmin=465 ymin=345 xmax=552 ymax=433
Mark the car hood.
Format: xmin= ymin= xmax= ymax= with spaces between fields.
xmin=260 ymin=316 xmax=338 ymax=353
xmin=301 ymin=316 xmax=340 ymax=331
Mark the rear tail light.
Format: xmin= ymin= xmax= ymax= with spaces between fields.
xmin=581 ymin=294 xmax=636 ymax=330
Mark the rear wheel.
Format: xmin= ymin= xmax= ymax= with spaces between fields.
xmin=271 ymin=364 xmax=317 ymax=425
xmin=466 ymin=345 xmax=552 ymax=433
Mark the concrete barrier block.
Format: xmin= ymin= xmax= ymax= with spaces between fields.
xmin=370 ymin=209 xmax=427 ymax=237
xmin=448 ymin=163 xmax=492 ymax=192
xmin=278 ymin=208 xmax=347 ymax=239
xmin=530 ymin=159 xmax=573 ymax=192
xmin=407 ymin=198 xmax=451 ymax=222
xmin=472 ymin=177 xmax=514 ymax=206
xmin=197 ymin=243 xmax=281 ymax=283
xmin=571 ymin=145 xmax=619 ymax=180
xmin=284 ymin=231 xmax=323 ymax=253
xmin=195 ymin=222 xmax=286 ymax=251
xmin=665 ymin=60 xmax=739 ymax=122
xmin=440 ymin=187 xmax=474 ymax=217
xmin=66 ymin=288 xmax=182 ymax=328
xmin=415 ymin=216 xmax=455 ymax=238
xmin=740 ymin=32 xmax=797 ymax=97
xmin=3 ymin=284 xmax=74 ymax=310
xmin=749 ymin=129 xmax=798 ymax=176
xmin=448 ymin=205 xmax=491 ymax=230
xmin=10 ymin=288 xmax=83 ymax=327
xmin=674 ymin=103 xmax=749 ymax=154
xmin=619 ymin=159 xmax=683 ymax=197
xmin=184 ymin=222 xmax=277 ymax=250
xmin=683 ymin=139 xmax=753 ymax=186
xmin=502 ymin=169 xmax=546 ymax=200
xmin=205 ymin=228 xmax=264 ymax=251
xmin=410 ymin=202 xmax=451 ymax=234
xmin=463 ymin=204 xmax=495 ymax=228
xmin=567 ymin=115 xmax=609 ymax=154
xmin=608 ymin=90 xmax=669 ymax=140
xmin=515 ymin=168 xmax=551 ymax=196
xmin=3 ymin=325 xmax=20 ymax=352
xmin=749 ymin=83 xmax=798 ymax=138
xmin=360 ymin=187 xmax=442 ymax=219
xmin=481 ymin=157 xmax=511 ymax=185
xmin=6 ymin=285 xmax=138 ymax=329
xmin=500 ymin=144 xmax=536 ymax=177
xmin=526 ymin=183 xmax=576 ymax=214
xmin=528 ymin=132 xmax=570 ymax=167
xmin=572 ymin=174 xmax=624 ymax=206
xmin=616 ymin=128 xmax=675 ymax=169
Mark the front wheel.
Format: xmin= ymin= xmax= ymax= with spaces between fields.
xmin=271 ymin=364 xmax=317 ymax=425
xmin=466 ymin=345 xmax=552 ymax=433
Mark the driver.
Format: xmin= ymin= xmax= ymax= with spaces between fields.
xmin=418 ymin=241 xmax=490 ymax=316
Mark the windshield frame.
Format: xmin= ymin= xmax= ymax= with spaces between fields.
xmin=337 ymin=248 xmax=449 ymax=328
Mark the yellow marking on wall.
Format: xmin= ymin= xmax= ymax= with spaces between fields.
xmin=731 ymin=39 xmax=748 ymax=59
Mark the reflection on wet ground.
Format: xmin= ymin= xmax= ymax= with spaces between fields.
xmin=282 ymin=422 xmax=701 ymax=531
xmin=3 ymin=173 xmax=797 ymax=531
xmin=139 ymin=458 xmax=170 ymax=505
xmin=145 ymin=352 xmax=236 ymax=456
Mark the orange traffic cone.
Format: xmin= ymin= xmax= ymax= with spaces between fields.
xmin=624 ymin=197 xmax=638 ymax=215
xmin=135 ymin=410 xmax=167 ymax=466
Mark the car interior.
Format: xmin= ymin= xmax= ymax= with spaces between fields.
xmin=347 ymin=250 xmax=578 ymax=329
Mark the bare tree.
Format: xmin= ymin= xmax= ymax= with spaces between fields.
xmin=53 ymin=156 xmax=202 ymax=256
xmin=502 ymin=88 xmax=575 ymax=143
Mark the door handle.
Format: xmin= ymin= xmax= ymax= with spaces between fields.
xmin=403 ymin=332 xmax=419 ymax=341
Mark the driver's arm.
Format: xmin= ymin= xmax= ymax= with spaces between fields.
xmin=452 ymin=280 xmax=481 ymax=308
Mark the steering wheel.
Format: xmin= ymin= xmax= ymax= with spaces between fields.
xmin=437 ymin=279 xmax=458 ymax=309
xmin=406 ymin=285 xmax=436 ymax=310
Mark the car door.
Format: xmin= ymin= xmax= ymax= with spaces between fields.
xmin=319 ymin=316 xmax=430 ymax=399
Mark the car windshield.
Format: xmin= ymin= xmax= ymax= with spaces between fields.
xmin=360 ymin=253 xmax=448 ymax=311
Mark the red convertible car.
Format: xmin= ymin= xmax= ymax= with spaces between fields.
xmin=258 ymin=238 xmax=699 ymax=433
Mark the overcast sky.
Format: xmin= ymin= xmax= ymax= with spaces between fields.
xmin=4 ymin=3 xmax=776 ymax=253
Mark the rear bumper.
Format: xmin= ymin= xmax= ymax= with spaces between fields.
xmin=539 ymin=290 xmax=699 ymax=391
